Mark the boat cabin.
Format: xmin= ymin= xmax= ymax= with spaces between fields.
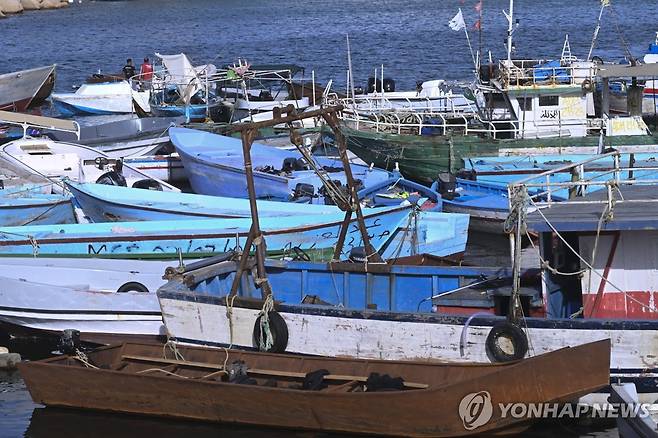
xmin=527 ymin=184 xmax=658 ymax=320
xmin=477 ymin=59 xmax=597 ymax=139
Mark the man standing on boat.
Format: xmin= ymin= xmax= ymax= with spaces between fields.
xmin=140 ymin=57 xmax=153 ymax=82
xmin=122 ymin=58 xmax=136 ymax=80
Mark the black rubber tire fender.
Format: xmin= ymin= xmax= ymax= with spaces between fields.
xmin=252 ymin=311 xmax=289 ymax=353
xmin=485 ymin=321 xmax=528 ymax=362
xmin=117 ymin=282 xmax=149 ymax=293
xmin=581 ymin=78 xmax=595 ymax=93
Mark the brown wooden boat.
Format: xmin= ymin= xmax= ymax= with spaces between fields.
xmin=19 ymin=339 xmax=610 ymax=437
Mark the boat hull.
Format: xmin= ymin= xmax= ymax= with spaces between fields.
xmin=0 ymin=276 xmax=163 ymax=338
xmin=18 ymin=340 xmax=610 ymax=437
xmin=337 ymin=125 xmax=658 ymax=185
xmin=157 ymin=260 xmax=658 ymax=404
xmin=0 ymin=206 xmax=412 ymax=259
xmin=0 ymin=196 xmax=75 ymax=226
xmin=0 ymin=65 xmax=56 ymax=112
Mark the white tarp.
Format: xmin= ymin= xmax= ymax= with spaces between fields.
xmin=155 ymin=53 xmax=216 ymax=104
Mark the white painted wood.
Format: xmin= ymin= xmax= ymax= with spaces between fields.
xmin=159 ymin=297 xmax=658 ymax=370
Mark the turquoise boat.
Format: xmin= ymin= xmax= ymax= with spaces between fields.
xmin=0 ymin=205 xmax=415 ymax=260
xmin=65 ymin=182 xmax=468 ymax=259
xmin=0 ymin=185 xmax=74 ymax=226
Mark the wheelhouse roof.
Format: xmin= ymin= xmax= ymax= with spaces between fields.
xmin=527 ymin=185 xmax=658 ymax=233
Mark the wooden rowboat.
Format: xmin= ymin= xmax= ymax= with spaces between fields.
xmin=19 ymin=339 xmax=610 ymax=437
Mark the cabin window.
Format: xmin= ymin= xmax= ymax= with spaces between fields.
xmin=486 ymin=93 xmax=507 ymax=108
xmin=518 ymin=97 xmax=533 ymax=112
xmin=539 ymin=95 xmax=559 ymax=107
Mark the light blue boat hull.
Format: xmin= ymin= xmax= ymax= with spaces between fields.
xmin=66 ymin=182 xmax=469 ymax=258
xmin=0 ymin=189 xmax=75 ymax=226
xmin=0 ymin=205 xmax=412 ymax=259
xmin=170 ymin=127 xmax=393 ymax=203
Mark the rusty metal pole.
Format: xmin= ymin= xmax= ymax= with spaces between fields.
xmin=322 ymin=112 xmax=383 ymax=263
xmin=240 ymin=128 xmax=273 ymax=299
xmin=228 ymin=225 xmax=255 ymax=298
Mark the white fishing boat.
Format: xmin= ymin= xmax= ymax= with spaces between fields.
xmin=51 ymin=81 xmax=150 ymax=116
xmin=0 ymin=275 xmax=163 ymax=342
xmin=0 ymin=111 xmax=179 ymax=192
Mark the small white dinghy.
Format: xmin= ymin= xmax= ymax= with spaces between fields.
xmin=51 ymin=81 xmax=150 ymax=116
xmin=0 ymin=111 xmax=179 ymax=193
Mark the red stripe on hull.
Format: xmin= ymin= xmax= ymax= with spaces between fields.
xmin=583 ymin=291 xmax=658 ymax=319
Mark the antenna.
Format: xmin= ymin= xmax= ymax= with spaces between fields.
xmin=503 ymin=0 xmax=515 ymax=65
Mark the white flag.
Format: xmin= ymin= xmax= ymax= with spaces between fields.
xmin=449 ymin=9 xmax=466 ymax=31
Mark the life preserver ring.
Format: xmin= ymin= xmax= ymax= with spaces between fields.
xmin=485 ymin=321 xmax=528 ymax=362
xmin=581 ymin=78 xmax=595 ymax=93
xmin=252 ymin=310 xmax=288 ymax=353
xmin=117 ymin=282 xmax=149 ymax=293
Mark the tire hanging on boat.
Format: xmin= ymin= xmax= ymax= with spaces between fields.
xmin=485 ymin=321 xmax=528 ymax=362
xmin=252 ymin=311 xmax=288 ymax=353
xmin=117 ymin=282 xmax=149 ymax=293
xmin=581 ymin=78 xmax=595 ymax=93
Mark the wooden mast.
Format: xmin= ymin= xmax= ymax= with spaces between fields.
xmin=228 ymin=105 xmax=383 ymax=300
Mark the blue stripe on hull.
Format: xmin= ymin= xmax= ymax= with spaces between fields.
xmin=53 ymin=99 xmax=128 ymax=116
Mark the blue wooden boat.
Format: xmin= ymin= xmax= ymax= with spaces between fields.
xmin=431 ymin=178 xmax=512 ymax=234
xmin=149 ymin=101 xmax=223 ymax=122
xmin=65 ymin=182 xmax=468 ymax=259
xmin=466 ymin=151 xmax=658 ymax=189
xmin=440 ymin=151 xmax=658 ymax=233
xmin=170 ymin=127 xmax=394 ymax=203
xmin=0 ymin=185 xmax=75 ymax=226
xmin=0 ymin=204 xmax=413 ymax=259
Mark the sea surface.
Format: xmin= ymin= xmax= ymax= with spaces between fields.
xmin=1 ymin=0 xmax=656 ymax=436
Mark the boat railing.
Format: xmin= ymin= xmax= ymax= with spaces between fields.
xmin=0 ymin=110 xmax=80 ymax=140
xmin=327 ymin=94 xmax=477 ymax=115
xmin=507 ymin=151 xmax=658 ymax=211
xmin=498 ymin=59 xmax=595 ymax=89
xmin=337 ymin=106 xmax=573 ymax=140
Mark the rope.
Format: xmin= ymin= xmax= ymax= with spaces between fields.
xmin=503 ymin=186 xmax=529 ymax=234
xmin=257 ymin=294 xmax=275 ymax=352
xmin=290 ymin=131 xmax=351 ymax=208
xmin=163 ymin=338 xmax=185 ymax=362
xmin=387 ymin=206 xmax=420 ymax=262
xmin=74 ymin=349 xmax=98 ymax=369
xmin=21 ymin=202 xmax=67 ymax=226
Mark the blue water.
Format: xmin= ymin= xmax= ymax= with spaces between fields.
xmin=1 ymin=0 xmax=657 ymax=93
xmin=0 ymin=1 xmax=652 ymax=436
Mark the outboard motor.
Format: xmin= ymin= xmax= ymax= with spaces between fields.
xmin=456 ymin=169 xmax=476 ymax=181
xmin=58 ymin=329 xmax=80 ymax=355
xmin=366 ymin=77 xmax=378 ymax=93
xmin=282 ymin=157 xmax=307 ymax=173
xmin=436 ymin=172 xmax=458 ymax=200
xmin=348 ymin=247 xmax=367 ymax=263
xmin=382 ymin=78 xmax=395 ymax=92
xmin=96 ymin=171 xmax=127 ymax=187
xmin=292 ymin=183 xmax=315 ymax=201
xmin=132 ymin=179 xmax=163 ymax=191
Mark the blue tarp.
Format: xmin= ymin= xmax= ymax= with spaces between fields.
xmin=533 ymin=60 xmax=570 ymax=83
